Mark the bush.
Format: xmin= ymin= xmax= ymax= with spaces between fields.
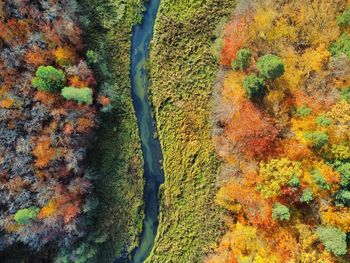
xmin=257 ymin=54 xmax=285 ymax=80
xmin=61 ymin=86 xmax=93 ymax=105
xmin=316 ymin=115 xmax=332 ymax=126
xmin=86 ymin=50 xmax=99 ymax=65
xmin=14 ymin=207 xmax=39 ymax=224
xmin=340 ymin=87 xmax=350 ymax=102
xmin=272 ymin=202 xmax=290 ymax=221
xmin=335 ymin=162 xmax=350 ymax=187
xmin=304 ymin=131 xmax=329 ymax=149
xmin=300 ymin=189 xmax=313 ymax=203
xmin=231 ymin=48 xmax=251 ymax=71
xmin=289 ymin=174 xmax=300 ymax=187
xmin=316 ymin=226 xmax=347 ymax=256
xmin=330 ymin=33 xmax=350 ymax=58
xmin=335 ymin=190 xmax=350 ymax=206
xmin=32 ymin=66 xmax=65 ymax=93
xmin=243 ymin=74 xmax=266 ymax=99
xmin=311 ymin=169 xmax=330 ymax=190
xmin=337 ymin=8 xmax=350 ymax=27
xmin=295 ymin=105 xmax=312 ymax=117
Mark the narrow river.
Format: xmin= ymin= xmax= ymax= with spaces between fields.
xmin=128 ymin=0 xmax=163 ymax=262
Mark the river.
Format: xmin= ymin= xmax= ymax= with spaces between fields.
xmin=127 ymin=0 xmax=164 ymax=262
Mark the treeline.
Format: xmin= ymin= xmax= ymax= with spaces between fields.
xmin=209 ymin=0 xmax=350 ymax=262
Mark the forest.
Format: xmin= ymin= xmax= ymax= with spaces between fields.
xmin=0 ymin=0 xmax=100 ymax=252
xmin=1 ymin=0 xmax=350 ymax=262
xmin=208 ymin=0 xmax=350 ymax=262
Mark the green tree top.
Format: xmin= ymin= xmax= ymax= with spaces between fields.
xmin=61 ymin=86 xmax=93 ymax=105
xmin=243 ymin=74 xmax=266 ymax=99
xmin=337 ymin=8 xmax=350 ymax=27
xmin=257 ymin=54 xmax=285 ymax=80
xmin=32 ymin=66 xmax=65 ymax=93
xmin=272 ymin=202 xmax=290 ymax=221
xmin=14 ymin=207 xmax=39 ymax=224
xmin=330 ymin=33 xmax=350 ymax=58
xmin=232 ymin=48 xmax=251 ymax=71
xmin=316 ymin=226 xmax=347 ymax=256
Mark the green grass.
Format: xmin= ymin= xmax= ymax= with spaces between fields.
xmin=147 ymin=0 xmax=236 ymax=262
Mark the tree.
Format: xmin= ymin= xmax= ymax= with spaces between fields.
xmin=316 ymin=115 xmax=332 ymax=126
xmin=300 ymin=189 xmax=314 ymax=204
xmin=257 ymin=54 xmax=285 ymax=80
xmin=303 ymin=131 xmax=329 ymax=149
xmin=61 ymin=86 xmax=93 ymax=105
xmin=340 ymin=87 xmax=350 ymax=102
xmin=316 ymin=226 xmax=347 ymax=256
xmin=243 ymin=74 xmax=266 ymax=99
xmin=221 ymin=13 xmax=251 ymax=66
xmin=226 ymin=100 xmax=279 ymax=159
xmin=32 ymin=66 xmax=65 ymax=93
xmin=258 ymin=159 xmax=302 ymax=198
xmin=295 ymin=106 xmax=312 ymax=118
xmin=272 ymin=203 xmax=290 ymax=221
xmin=337 ymin=8 xmax=350 ymax=27
xmin=330 ymin=33 xmax=350 ymax=58
xmin=14 ymin=207 xmax=39 ymax=224
xmin=311 ymin=169 xmax=330 ymax=190
xmin=231 ymin=48 xmax=251 ymax=71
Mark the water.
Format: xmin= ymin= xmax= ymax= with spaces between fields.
xmin=122 ymin=0 xmax=164 ymax=262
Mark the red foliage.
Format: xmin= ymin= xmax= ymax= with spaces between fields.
xmin=220 ymin=13 xmax=251 ymax=66
xmin=225 ymin=100 xmax=279 ymax=159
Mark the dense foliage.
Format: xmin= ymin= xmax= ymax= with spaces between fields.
xmin=62 ymin=86 xmax=93 ymax=105
xmin=0 ymin=0 xmax=111 ymax=256
xmin=209 ymin=0 xmax=350 ymax=262
xmin=32 ymin=66 xmax=66 ymax=93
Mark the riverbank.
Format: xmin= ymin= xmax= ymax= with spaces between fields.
xmin=77 ymin=0 xmax=145 ymax=261
xmin=147 ymin=0 xmax=236 ymax=262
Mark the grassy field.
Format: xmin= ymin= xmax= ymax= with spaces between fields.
xmin=147 ymin=0 xmax=236 ymax=262
xmin=78 ymin=0 xmax=145 ymax=261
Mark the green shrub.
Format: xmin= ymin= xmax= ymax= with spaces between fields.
xmin=304 ymin=131 xmax=329 ymax=149
xmin=32 ymin=66 xmax=65 ymax=93
xmin=257 ymin=54 xmax=285 ymax=80
xmin=337 ymin=8 xmax=350 ymax=27
xmin=335 ymin=190 xmax=350 ymax=206
xmin=86 ymin=50 xmax=99 ymax=65
xmin=232 ymin=48 xmax=251 ymax=71
xmin=335 ymin=162 xmax=350 ymax=187
xmin=300 ymin=189 xmax=314 ymax=203
xmin=330 ymin=33 xmax=350 ymax=58
xmin=311 ymin=169 xmax=330 ymax=190
xmin=316 ymin=226 xmax=347 ymax=256
xmin=14 ymin=207 xmax=39 ymax=224
xmin=340 ymin=87 xmax=350 ymax=102
xmin=289 ymin=173 xmax=300 ymax=187
xmin=316 ymin=115 xmax=332 ymax=126
xmin=295 ymin=105 xmax=312 ymax=117
xmin=61 ymin=86 xmax=93 ymax=105
xmin=243 ymin=74 xmax=266 ymax=99
xmin=272 ymin=202 xmax=290 ymax=221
